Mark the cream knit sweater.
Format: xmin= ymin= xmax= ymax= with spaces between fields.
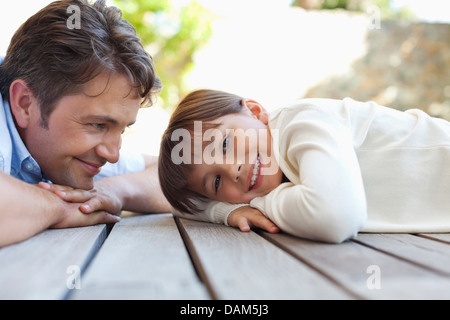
xmin=203 ymin=98 xmax=450 ymax=243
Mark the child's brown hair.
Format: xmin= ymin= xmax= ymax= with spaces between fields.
xmin=158 ymin=89 xmax=243 ymax=213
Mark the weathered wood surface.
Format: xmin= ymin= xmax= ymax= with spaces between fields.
xmin=177 ymin=217 xmax=352 ymax=299
xmin=1 ymin=213 xmax=449 ymax=300
xmin=69 ymin=214 xmax=208 ymax=300
xmin=262 ymin=232 xmax=450 ymax=299
xmin=0 ymin=224 xmax=107 ymax=299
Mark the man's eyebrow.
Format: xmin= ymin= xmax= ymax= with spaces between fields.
xmin=82 ymin=115 xmax=135 ymax=126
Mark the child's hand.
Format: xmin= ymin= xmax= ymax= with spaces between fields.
xmin=227 ymin=206 xmax=280 ymax=234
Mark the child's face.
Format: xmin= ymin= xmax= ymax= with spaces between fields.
xmin=186 ymin=100 xmax=283 ymax=204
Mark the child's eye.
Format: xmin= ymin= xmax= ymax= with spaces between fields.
xmin=222 ymin=136 xmax=229 ymax=153
xmin=214 ymin=175 xmax=221 ymax=193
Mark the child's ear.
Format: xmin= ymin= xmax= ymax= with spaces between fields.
xmin=242 ymin=99 xmax=269 ymax=125
xmin=9 ymin=79 xmax=38 ymax=129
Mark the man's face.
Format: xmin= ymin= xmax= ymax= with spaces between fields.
xmin=22 ymin=72 xmax=141 ymax=190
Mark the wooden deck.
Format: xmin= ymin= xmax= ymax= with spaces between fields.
xmin=1 ymin=212 xmax=450 ymax=302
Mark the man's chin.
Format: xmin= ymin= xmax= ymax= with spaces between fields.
xmin=72 ymin=179 xmax=95 ymax=190
xmin=50 ymin=177 xmax=94 ymax=190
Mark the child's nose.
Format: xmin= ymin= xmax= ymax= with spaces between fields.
xmin=228 ymin=163 xmax=242 ymax=182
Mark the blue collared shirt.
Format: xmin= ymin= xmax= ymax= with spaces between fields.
xmin=0 ymin=93 xmax=43 ymax=183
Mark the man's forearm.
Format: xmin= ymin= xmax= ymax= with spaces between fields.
xmin=97 ymin=164 xmax=172 ymax=213
xmin=0 ymin=171 xmax=61 ymax=247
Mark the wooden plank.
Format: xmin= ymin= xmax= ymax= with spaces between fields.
xmin=353 ymin=233 xmax=450 ymax=276
xmin=69 ymin=213 xmax=209 ymax=300
xmin=420 ymin=233 xmax=450 ymax=244
xmin=261 ymin=231 xmax=450 ymax=299
xmin=0 ymin=225 xmax=107 ymax=299
xmin=177 ymin=218 xmax=353 ymax=299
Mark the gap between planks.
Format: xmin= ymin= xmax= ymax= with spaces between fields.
xmin=175 ymin=216 xmax=218 ymax=300
xmin=256 ymin=230 xmax=364 ymax=299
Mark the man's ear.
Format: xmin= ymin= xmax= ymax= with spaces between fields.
xmin=241 ymin=99 xmax=269 ymax=125
xmin=9 ymin=79 xmax=38 ymax=128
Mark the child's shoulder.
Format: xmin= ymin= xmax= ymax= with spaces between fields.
xmin=270 ymin=97 xmax=347 ymax=121
xmin=276 ymin=97 xmax=347 ymax=112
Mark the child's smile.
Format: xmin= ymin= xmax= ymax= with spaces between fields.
xmin=248 ymin=153 xmax=261 ymax=190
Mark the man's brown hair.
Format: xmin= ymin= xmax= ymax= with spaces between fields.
xmin=0 ymin=0 xmax=161 ymax=126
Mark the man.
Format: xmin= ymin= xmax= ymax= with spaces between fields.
xmin=0 ymin=0 xmax=277 ymax=247
xmin=0 ymin=0 xmax=172 ymax=247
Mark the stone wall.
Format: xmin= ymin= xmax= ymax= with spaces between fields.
xmin=304 ymin=19 xmax=450 ymax=120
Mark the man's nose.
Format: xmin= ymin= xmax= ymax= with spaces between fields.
xmin=96 ymin=133 xmax=121 ymax=164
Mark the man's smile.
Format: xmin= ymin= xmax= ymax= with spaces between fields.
xmin=75 ymin=158 xmax=105 ymax=175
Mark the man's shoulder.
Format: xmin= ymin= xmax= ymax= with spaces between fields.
xmin=0 ymin=95 xmax=12 ymax=173
xmin=95 ymin=150 xmax=145 ymax=180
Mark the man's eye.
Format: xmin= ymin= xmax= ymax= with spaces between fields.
xmin=214 ymin=175 xmax=221 ymax=193
xmin=91 ymin=123 xmax=106 ymax=130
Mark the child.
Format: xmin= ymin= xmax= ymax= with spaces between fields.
xmin=158 ymin=89 xmax=450 ymax=243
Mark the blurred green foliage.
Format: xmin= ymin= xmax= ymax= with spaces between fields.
xmin=114 ymin=0 xmax=213 ymax=109
xmin=293 ymin=0 xmax=415 ymax=19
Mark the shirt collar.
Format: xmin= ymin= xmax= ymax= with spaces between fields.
xmin=3 ymin=99 xmax=43 ymax=183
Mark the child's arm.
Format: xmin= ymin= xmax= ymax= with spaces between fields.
xmin=169 ymin=199 xmax=279 ymax=233
xmin=203 ymin=201 xmax=279 ymax=233
xmin=227 ymin=205 xmax=280 ymax=233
